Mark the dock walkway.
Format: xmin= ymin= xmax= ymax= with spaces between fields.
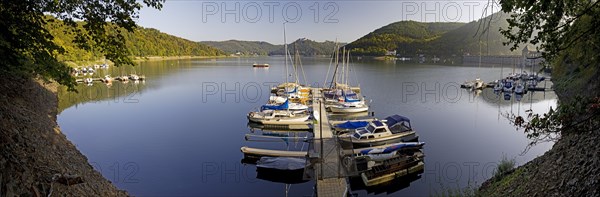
xmin=312 ymin=88 xmax=348 ymax=196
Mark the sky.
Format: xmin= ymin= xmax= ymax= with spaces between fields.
xmin=137 ymin=0 xmax=499 ymax=44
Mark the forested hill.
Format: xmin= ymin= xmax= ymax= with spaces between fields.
xmin=269 ymin=38 xmax=341 ymax=56
xmin=346 ymin=12 xmax=522 ymax=57
xmin=201 ymin=38 xmax=343 ymax=56
xmin=200 ymin=40 xmax=279 ymax=56
xmin=44 ymin=17 xmax=224 ymax=63
xmin=345 ymin=21 xmax=464 ymax=56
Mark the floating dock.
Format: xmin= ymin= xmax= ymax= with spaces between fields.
xmin=312 ymin=88 xmax=348 ymax=196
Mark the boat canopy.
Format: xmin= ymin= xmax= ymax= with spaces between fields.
xmin=384 ymin=115 xmax=411 ymax=128
xmin=335 ymin=121 xmax=369 ymax=129
xmin=261 ymin=99 xmax=289 ymax=110
xmin=372 ymin=120 xmax=385 ymax=127
xmin=343 ymin=91 xmax=360 ymax=102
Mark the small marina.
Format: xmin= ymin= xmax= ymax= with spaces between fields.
xmin=57 ymin=57 xmax=558 ymax=196
xmin=241 ymin=43 xmax=426 ymax=195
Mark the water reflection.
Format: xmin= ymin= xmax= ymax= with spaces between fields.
xmin=57 ymin=57 xmax=557 ymax=196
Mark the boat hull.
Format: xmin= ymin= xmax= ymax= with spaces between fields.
xmin=339 ymin=131 xmax=418 ymax=148
xmin=329 ymin=105 xmax=369 ymax=113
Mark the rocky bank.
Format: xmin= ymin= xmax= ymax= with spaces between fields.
xmin=0 ymin=76 xmax=127 ymax=196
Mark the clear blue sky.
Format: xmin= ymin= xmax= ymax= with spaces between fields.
xmin=138 ymin=0 xmax=497 ymax=44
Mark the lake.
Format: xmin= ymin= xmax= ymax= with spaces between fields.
xmin=57 ymin=57 xmax=556 ymax=196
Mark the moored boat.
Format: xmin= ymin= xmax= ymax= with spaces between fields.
xmin=338 ymin=115 xmax=419 ymax=147
xmin=247 ymin=110 xmax=311 ymax=125
xmin=253 ymin=63 xmax=270 ymax=68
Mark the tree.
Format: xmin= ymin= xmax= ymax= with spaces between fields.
xmin=0 ymin=0 xmax=164 ymax=90
xmin=499 ymin=0 xmax=600 ymax=72
xmin=499 ymin=0 xmax=600 ymax=144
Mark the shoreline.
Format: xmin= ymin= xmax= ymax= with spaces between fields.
xmin=0 ymin=76 xmax=128 ymax=196
xmin=133 ymin=55 xmax=227 ymax=62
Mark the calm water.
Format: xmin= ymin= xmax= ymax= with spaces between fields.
xmin=57 ymin=57 xmax=556 ymax=196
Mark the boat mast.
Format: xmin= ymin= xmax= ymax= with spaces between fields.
xmin=341 ymin=47 xmax=345 ymax=86
xmin=294 ymin=44 xmax=299 ymax=84
xmin=346 ymin=48 xmax=350 ymax=87
xmin=329 ymin=43 xmax=340 ymax=89
xmin=284 ymin=22 xmax=289 ymax=83
xmin=478 ymin=41 xmax=482 ymax=79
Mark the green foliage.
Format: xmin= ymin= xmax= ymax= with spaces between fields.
xmin=494 ymin=154 xmax=516 ymax=178
xmin=46 ymin=18 xmax=224 ymax=62
xmin=507 ymin=96 xmax=600 ymax=147
xmin=346 ymin=13 xmax=523 ymax=57
xmin=430 ymin=182 xmax=479 ymax=197
xmin=0 ymin=0 xmax=164 ymax=91
xmin=269 ymin=39 xmax=341 ymax=56
xmin=201 ymin=39 xmax=340 ymax=56
xmin=499 ymin=0 xmax=600 ymax=143
xmin=200 ymin=40 xmax=279 ymax=55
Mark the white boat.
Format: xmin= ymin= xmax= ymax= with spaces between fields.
xmin=84 ymin=78 xmax=93 ymax=84
xmin=461 ymin=81 xmax=474 ymax=89
xmin=503 ymin=79 xmax=514 ymax=92
xmin=252 ymin=63 xmax=270 ymax=68
xmin=473 ymin=78 xmax=484 ymax=90
xmin=247 ymin=110 xmax=310 ymax=125
xmin=338 ymin=115 xmax=419 ymax=147
xmin=128 ymin=74 xmax=140 ymax=81
xmin=261 ymin=99 xmax=308 ymax=112
xmin=323 ymin=47 xmax=369 ymax=113
xmin=493 ymin=80 xmax=504 ymax=92
xmin=329 ymin=101 xmax=369 ymax=113
xmin=514 ymin=82 xmax=526 ymax=94
xmin=101 ymin=75 xmax=113 ymax=83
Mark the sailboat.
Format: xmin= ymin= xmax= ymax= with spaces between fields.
xmin=247 ymin=23 xmax=311 ymax=125
xmin=324 ymin=46 xmax=369 ymax=113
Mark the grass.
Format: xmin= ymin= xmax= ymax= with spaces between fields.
xmin=494 ymin=154 xmax=516 ymax=179
xmin=430 ymin=182 xmax=479 ymax=197
xmin=430 ymin=155 xmax=519 ymax=197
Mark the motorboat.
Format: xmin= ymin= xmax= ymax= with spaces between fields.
xmin=503 ymin=79 xmax=514 ymax=92
xmin=252 ymin=63 xmax=270 ymax=68
xmin=473 ymin=78 xmax=484 ymax=90
xmin=128 ymin=74 xmax=140 ymax=81
xmin=247 ymin=110 xmax=311 ymax=125
xmin=338 ymin=115 xmax=419 ymax=147
xmin=493 ymin=80 xmax=504 ymax=92
xmin=514 ymin=82 xmax=526 ymax=94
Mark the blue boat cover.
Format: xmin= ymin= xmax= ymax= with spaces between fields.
xmin=335 ymin=121 xmax=369 ymax=129
xmin=256 ymin=157 xmax=306 ymax=170
xmin=372 ymin=120 xmax=385 ymax=127
xmin=384 ymin=115 xmax=411 ymax=127
xmin=344 ymin=96 xmax=360 ymax=102
xmin=261 ymin=99 xmax=289 ymax=110
xmin=358 ymin=142 xmax=425 ymax=154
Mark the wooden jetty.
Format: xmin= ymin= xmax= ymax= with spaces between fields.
xmin=312 ymin=88 xmax=348 ymax=196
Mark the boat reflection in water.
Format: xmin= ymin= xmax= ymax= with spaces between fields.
xmin=255 ymin=157 xmax=309 ymax=184
xmin=349 ymin=171 xmax=423 ymax=195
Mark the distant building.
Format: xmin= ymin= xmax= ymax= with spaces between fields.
xmin=385 ymin=50 xmax=397 ymax=56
